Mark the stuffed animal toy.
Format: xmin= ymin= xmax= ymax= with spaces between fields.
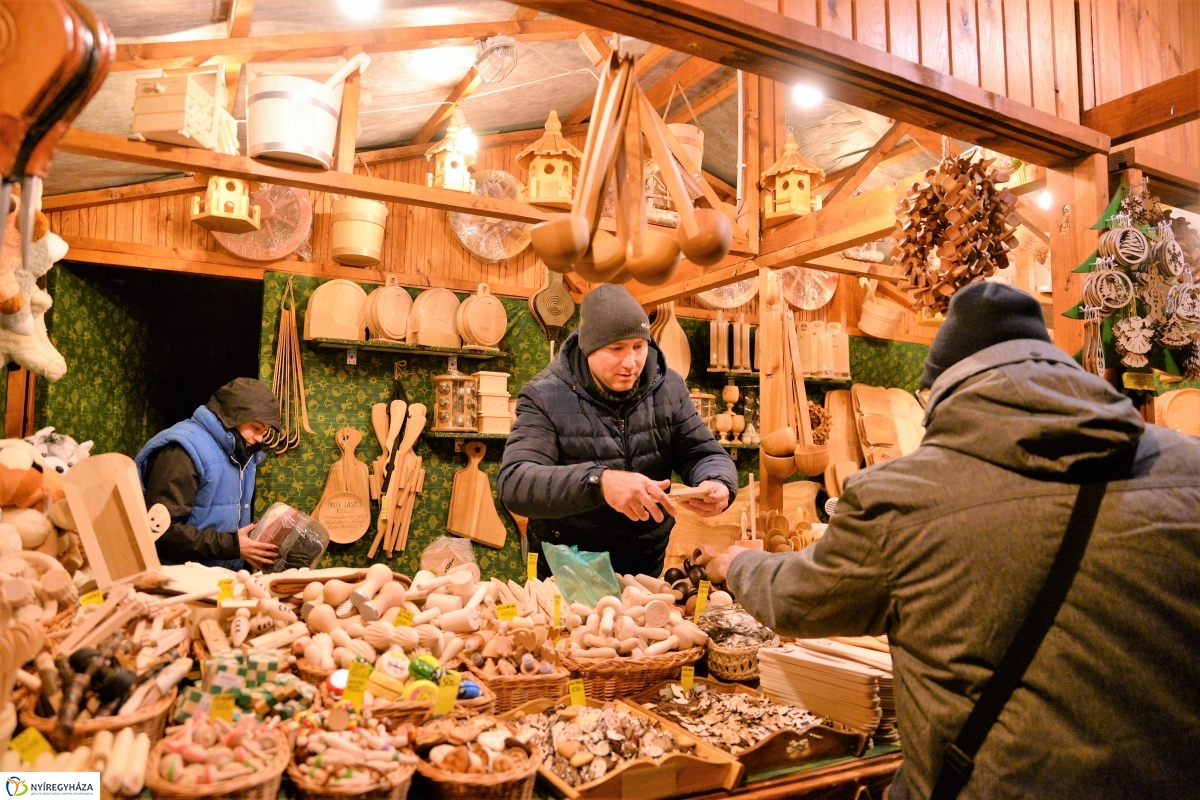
xmin=25 ymin=427 xmax=92 ymax=475
xmin=0 ymin=230 xmax=68 ymax=380
xmin=1 ymin=208 xmax=53 ymax=336
xmin=0 ymin=198 xmax=29 ymax=318
xmin=0 ymin=439 xmax=66 ymax=514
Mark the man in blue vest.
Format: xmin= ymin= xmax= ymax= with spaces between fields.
xmin=136 ymin=378 xmax=280 ymax=570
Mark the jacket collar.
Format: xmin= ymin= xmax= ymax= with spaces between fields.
xmin=550 ymin=330 xmax=665 ymax=409
xmin=192 ymin=405 xmax=238 ymax=459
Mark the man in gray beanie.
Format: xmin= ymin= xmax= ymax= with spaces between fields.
xmin=500 ymin=283 xmax=737 ymax=578
xmin=718 ymin=281 xmax=1200 ymax=799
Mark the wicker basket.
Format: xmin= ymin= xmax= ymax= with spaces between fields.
xmin=558 ymin=647 xmax=704 ymax=701
xmin=369 ymin=681 xmax=497 ymax=726
xmin=19 ymin=686 xmax=178 ymax=752
xmin=297 ymin=660 xmax=335 ymax=686
xmin=412 ymin=745 xmax=539 ymax=800
xmin=287 ymin=761 xmax=414 ymax=800
xmin=706 ymin=637 xmax=779 ymax=682
xmin=463 ymin=661 xmax=569 ymax=714
xmin=145 ymin=727 xmax=289 ymax=800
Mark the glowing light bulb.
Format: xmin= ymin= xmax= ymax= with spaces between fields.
xmin=338 ymin=0 xmax=379 ymax=20
xmin=1036 ymin=189 xmax=1052 ymax=210
xmin=792 ymin=84 xmax=823 ymax=108
xmin=457 ymin=125 xmax=478 ymax=157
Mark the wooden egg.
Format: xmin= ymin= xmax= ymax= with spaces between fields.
xmin=687 ymin=565 xmax=707 ymax=587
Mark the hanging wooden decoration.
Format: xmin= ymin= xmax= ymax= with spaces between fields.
xmin=892 ymin=151 xmax=1019 ymax=314
xmin=1098 ymin=213 xmax=1149 ymax=267
xmin=1153 ymin=222 xmax=1186 ymax=277
xmin=1113 ymin=316 xmax=1153 ymax=368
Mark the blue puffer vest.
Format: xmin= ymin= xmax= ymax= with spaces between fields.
xmin=135 ymin=405 xmax=264 ymax=566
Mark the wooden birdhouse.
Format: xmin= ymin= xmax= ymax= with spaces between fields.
xmin=760 ymin=129 xmax=825 ymax=228
xmin=190 ymin=176 xmax=261 ymax=234
xmin=425 ymin=120 xmax=476 ymax=193
xmin=515 ymin=110 xmax=582 ymax=209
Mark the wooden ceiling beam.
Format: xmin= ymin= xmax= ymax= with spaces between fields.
xmin=701 ymin=169 xmax=735 ymax=199
xmin=1109 ymin=147 xmax=1200 ymax=209
xmin=642 ymin=57 xmax=723 ymax=111
xmin=413 ymin=67 xmax=483 ymax=145
xmin=513 ymin=0 xmax=1108 ymax=165
xmin=357 ymin=121 xmax=588 ymax=164
xmin=564 ymin=31 xmax=613 ymax=124
xmin=58 ymin=129 xmax=553 ymax=223
xmin=814 ymin=140 xmax=923 ymax=196
xmin=822 ymin=121 xmax=912 ymax=205
xmin=666 ymin=77 xmax=736 ymax=122
xmin=221 ymin=0 xmax=255 ymax=112
xmin=1082 ymin=70 xmax=1200 ymax=145
xmin=112 ymin=18 xmax=595 ymax=72
xmin=42 ymin=175 xmax=208 ymax=211
xmin=511 ymin=6 xmax=541 ymax=20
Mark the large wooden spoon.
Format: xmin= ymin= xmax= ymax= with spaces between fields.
xmin=788 ymin=309 xmax=829 ymax=476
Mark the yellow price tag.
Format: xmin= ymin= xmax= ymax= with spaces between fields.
xmin=432 ymin=670 xmax=461 ymax=717
xmin=680 ymin=666 xmax=695 ymax=692
xmin=694 ymin=580 xmax=710 ymax=619
xmin=211 ymin=693 xmax=236 ymax=722
xmin=344 ymin=660 xmax=372 ymax=711
xmin=496 ymin=603 xmax=517 ymax=621
xmin=79 ymin=590 xmax=103 ymax=608
xmin=217 ymin=578 xmax=234 ymax=605
xmin=568 ymin=678 xmax=587 ymax=707
xmin=9 ymin=727 xmax=55 ymax=762
xmin=393 ymin=608 xmax=415 ymax=628
xmin=552 ymin=594 xmax=561 ymax=627
xmin=526 ymin=552 xmax=538 ymax=582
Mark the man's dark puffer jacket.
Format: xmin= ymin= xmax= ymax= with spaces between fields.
xmin=498 ymin=330 xmax=737 ymax=577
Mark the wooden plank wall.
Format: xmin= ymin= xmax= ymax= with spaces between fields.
xmin=774 ymin=0 xmax=1082 ymax=123
xmin=1079 ymin=0 xmax=1199 ymax=166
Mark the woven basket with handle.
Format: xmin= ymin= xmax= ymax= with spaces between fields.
xmin=463 ymin=661 xmax=569 ymax=714
xmin=287 ymin=761 xmax=414 ymax=800
xmin=558 ymin=647 xmax=704 ymax=701
xmin=144 ymin=727 xmax=289 ymax=800
xmin=412 ymin=745 xmax=540 ymax=800
xmin=706 ymin=637 xmax=780 ymax=682
xmin=19 ymin=685 xmax=178 ymax=752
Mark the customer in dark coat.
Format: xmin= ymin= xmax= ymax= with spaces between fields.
xmin=721 ymin=282 xmax=1200 ymax=799
xmin=136 ymin=378 xmax=281 ymax=570
xmin=499 ymin=283 xmax=737 ymax=578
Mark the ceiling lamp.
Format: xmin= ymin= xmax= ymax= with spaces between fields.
xmin=453 ymin=110 xmax=479 ymax=157
xmin=792 ymin=84 xmax=823 ymax=108
xmin=1036 ymin=189 xmax=1053 ymax=210
xmin=475 ymin=34 xmax=518 ymax=83
xmin=338 ymin=0 xmax=380 ymax=20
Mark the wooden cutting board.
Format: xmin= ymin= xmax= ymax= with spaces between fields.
xmin=655 ymin=302 xmax=691 ymax=379
xmin=314 ymin=427 xmax=371 ymax=516
xmin=446 ymin=441 xmax=507 ymax=548
xmin=824 ymin=390 xmax=861 ymax=467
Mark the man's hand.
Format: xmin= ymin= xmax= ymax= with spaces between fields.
xmin=238 ymin=522 xmax=277 ymax=569
xmin=681 ymin=480 xmax=731 ymax=517
xmin=715 ymin=544 xmax=749 ymax=579
xmin=601 ymin=471 xmax=678 ymax=523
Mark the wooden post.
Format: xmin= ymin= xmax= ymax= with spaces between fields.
xmin=5 ymin=367 xmax=36 ymax=439
xmin=758 ymin=267 xmax=785 ymax=512
xmin=1048 ymin=154 xmax=1108 ymax=356
xmin=740 ymin=73 xmax=761 ymax=250
xmin=334 ymin=48 xmax=363 ymax=174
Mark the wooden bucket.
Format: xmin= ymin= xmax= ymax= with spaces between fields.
xmin=667 ymin=122 xmax=704 ymax=171
xmin=858 ymin=295 xmax=904 ymax=338
xmin=332 ymin=197 xmax=388 ymax=266
xmin=247 ymin=74 xmax=340 ymax=168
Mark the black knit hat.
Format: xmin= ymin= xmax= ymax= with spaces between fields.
xmin=578 ymin=283 xmax=652 ymax=355
xmin=920 ymin=281 xmax=1051 ymax=388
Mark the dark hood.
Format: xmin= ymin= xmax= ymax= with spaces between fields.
xmin=550 ymin=329 xmax=663 ymax=407
xmin=206 ymin=378 xmax=280 ymax=431
xmin=921 ymin=339 xmax=1144 ymax=477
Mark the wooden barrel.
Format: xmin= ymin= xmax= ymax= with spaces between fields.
xmin=331 ymin=197 xmax=388 ymax=266
xmin=247 ymin=74 xmax=340 ymax=168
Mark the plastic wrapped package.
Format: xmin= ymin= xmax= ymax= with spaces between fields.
xmin=541 ymin=543 xmax=623 ymax=608
xmin=421 ymin=535 xmax=476 ymax=575
xmin=250 ymin=502 xmax=330 ymax=573
xmin=696 ymin=603 xmax=779 ymax=648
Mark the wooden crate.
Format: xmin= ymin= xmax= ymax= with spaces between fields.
xmin=132 ymin=71 xmax=221 ymax=150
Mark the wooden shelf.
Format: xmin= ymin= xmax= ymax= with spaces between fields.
xmin=704 ymin=370 xmax=852 ymax=386
xmin=310 ymin=338 xmax=505 ymax=360
xmin=425 ymin=431 xmax=509 ymax=440
xmin=720 ymin=441 xmax=759 ymax=449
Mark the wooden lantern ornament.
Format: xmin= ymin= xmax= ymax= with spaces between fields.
xmin=425 ymin=119 xmax=476 ymax=193
xmin=516 ymin=111 xmax=582 ymax=209
xmin=760 ymin=129 xmax=824 ymax=228
xmin=190 ymin=176 xmax=262 ymax=233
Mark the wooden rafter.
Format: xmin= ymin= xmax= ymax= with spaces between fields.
xmin=42 ymin=175 xmax=208 ymax=211
xmin=907 ymin=127 xmax=961 ymax=161
xmin=358 ymin=122 xmax=588 ymax=164
xmin=566 ymin=40 xmax=674 ymax=124
xmin=701 ymin=170 xmax=735 ymax=199
xmin=511 ymin=6 xmax=541 ymax=20
xmin=512 ymin=0 xmax=1108 ymax=165
xmin=643 ymin=57 xmax=723 ymax=111
xmin=814 ymin=140 xmax=923 ymax=197
xmin=221 ymin=0 xmax=254 ymax=112
xmin=334 ymin=48 xmax=363 ymax=172
xmin=112 ymin=19 xmax=595 ymax=72
xmin=58 ymin=129 xmax=552 ymax=223
xmin=1082 ymin=70 xmax=1200 ymax=146
xmin=1109 ymin=147 xmax=1200 ymax=209
xmin=667 ymin=77 xmax=736 ymax=123
xmin=821 ymin=122 xmax=912 ymax=205
xmin=413 ymin=67 xmax=483 ymax=145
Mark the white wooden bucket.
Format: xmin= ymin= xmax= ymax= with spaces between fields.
xmin=667 ymin=122 xmax=704 ymax=172
xmin=247 ymin=74 xmax=341 ymax=168
xmin=331 ymin=197 xmax=388 ymax=266
xmin=858 ymin=295 xmax=905 ymax=338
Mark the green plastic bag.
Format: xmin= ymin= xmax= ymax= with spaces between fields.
xmin=541 ymin=543 xmax=623 ymax=608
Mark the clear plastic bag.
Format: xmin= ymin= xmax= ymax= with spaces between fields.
xmin=250 ymin=502 xmax=330 ymax=573
xmin=541 ymin=543 xmax=622 ymax=608
xmin=422 ymin=535 xmax=477 ymax=575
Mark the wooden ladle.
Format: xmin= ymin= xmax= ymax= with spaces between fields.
xmin=621 ymin=89 xmax=680 ymax=285
xmin=788 ymin=309 xmax=829 ymax=476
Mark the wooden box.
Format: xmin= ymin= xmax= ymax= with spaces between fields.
xmin=474 ymin=371 xmax=510 ymax=394
xmin=477 ymin=391 xmax=511 ymax=415
xmin=503 ymin=696 xmax=742 ymax=800
xmin=477 ymin=411 xmax=512 ymax=435
xmin=632 ymin=678 xmax=868 ymax=785
xmin=132 ymin=70 xmax=222 ymax=150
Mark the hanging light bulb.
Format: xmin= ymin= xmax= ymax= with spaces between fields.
xmin=453 ymin=110 xmax=478 ymax=156
xmin=475 ymin=34 xmax=518 ymax=83
xmin=792 ymin=84 xmax=823 ymax=108
xmin=1036 ymin=189 xmax=1053 ymax=210
xmin=338 ymin=0 xmax=380 ymax=20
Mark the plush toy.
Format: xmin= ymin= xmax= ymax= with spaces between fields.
xmin=0 ymin=202 xmax=26 ymax=317
xmin=0 ymin=229 xmax=68 ymax=380
xmin=0 ymin=439 xmax=65 ymax=512
xmin=25 ymin=427 xmax=92 ymax=475
xmin=1 ymin=208 xmax=53 ymax=336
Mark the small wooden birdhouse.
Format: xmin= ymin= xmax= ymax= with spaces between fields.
xmin=190 ymin=176 xmax=261 ymax=233
xmin=516 ymin=110 xmax=583 ymax=209
xmin=426 ymin=120 xmax=476 ymax=193
xmin=760 ymin=129 xmax=824 ymax=228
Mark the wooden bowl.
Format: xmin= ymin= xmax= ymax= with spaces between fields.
xmin=794 ymin=444 xmax=830 ymax=477
xmin=760 ymin=428 xmax=798 ymax=458
xmin=532 ymin=214 xmax=589 ymax=272
xmin=679 ymin=208 xmax=733 ymax=267
xmin=761 ymin=452 xmax=797 ymax=479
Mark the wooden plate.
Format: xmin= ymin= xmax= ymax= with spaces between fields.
xmin=316 ymin=491 xmax=371 ymax=544
xmin=368 ymin=285 xmax=412 ymax=340
xmin=1161 ymin=388 xmax=1200 ymax=436
xmin=304 ymin=279 xmax=367 ymax=340
xmin=409 ymin=288 xmax=461 ymax=348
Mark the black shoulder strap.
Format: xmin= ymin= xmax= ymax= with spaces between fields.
xmin=929 ymin=481 xmax=1108 ymax=800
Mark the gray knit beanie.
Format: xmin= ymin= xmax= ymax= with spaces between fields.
xmin=578 ymin=284 xmax=652 ymax=355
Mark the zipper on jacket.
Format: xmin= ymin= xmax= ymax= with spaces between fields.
xmin=620 ymin=418 xmax=631 ymax=470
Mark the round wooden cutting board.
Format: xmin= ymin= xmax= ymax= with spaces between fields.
xmin=368 ymin=285 xmax=412 ymax=340
xmin=317 ymin=491 xmax=372 ymax=543
xmin=410 ymin=288 xmax=461 ymax=348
